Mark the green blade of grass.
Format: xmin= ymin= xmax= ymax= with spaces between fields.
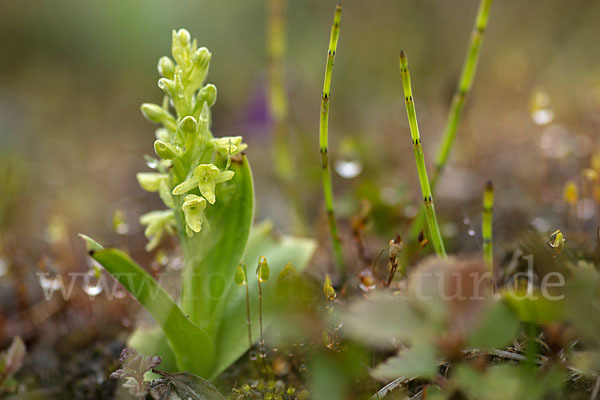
xmin=408 ymin=0 xmax=493 ymax=243
xmin=83 ymin=244 xmax=215 ymax=376
xmin=319 ymin=4 xmax=345 ymax=275
xmin=399 ymin=52 xmax=446 ymax=258
xmin=482 ymin=180 xmax=494 ymax=274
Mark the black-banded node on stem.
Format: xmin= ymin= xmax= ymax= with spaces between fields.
xmin=399 ymin=51 xmax=446 ymax=258
xmin=319 ymin=3 xmax=345 ymax=275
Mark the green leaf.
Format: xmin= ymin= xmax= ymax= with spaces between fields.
xmin=124 ymin=222 xmax=316 ymax=378
xmin=178 ymin=154 xmax=254 ymax=330
xmin=210 ymin=221 xmax=316 ymax=378
xmin=501 ymin=288 xmax=564 ymax=324
xmin=371 ymin=344 xmax=438 ymax=380
xmin=152 ymin=369 xmax=225 ymax=400
xmin=88 ymin=246 xmax=215 ymax=376
xmin=452 ymin=364 xmax=564 ymax=400
xmin=78 ymin=233 xmax=104 ymax=252
xmin=467 ymin=300 xmax=520 ymax=349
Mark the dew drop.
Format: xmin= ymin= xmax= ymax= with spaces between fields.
xmin=334 ymin=159 xmax=363 ymax=179
xmin=83 ymin=269 xmax=104 ymax=297
xmin=39 ymin=273 xmax=62 ymax=292
xmin=467 ymin=229 xmax=476 ymax=237
xmin=531 ymin=109 xmax=554 ymax=126
xmin=112 ymin=209 xmax=129 ymax=235
xmin=145 ymin=157 xmax=159 ymax=169
xmin=358 ymin=269 xmax=376 ymax=292
xmin=249 ymin=350 xmax=258 ymax=361
xmin=529 ymin=87 xmax=554 ymax=126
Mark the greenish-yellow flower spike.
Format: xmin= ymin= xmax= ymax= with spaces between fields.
xmin=172 ymin=164 xmax=234 ymax=204
xmin=182 ymin=194 xmax=207 ymax=235
xmin=256 ymin=256 xmax=270 ymax=282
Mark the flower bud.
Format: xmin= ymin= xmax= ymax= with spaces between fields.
xmin=137 ymin=172 xmax=168 ymax=192
xmin=157 ymin=56 xmax=175 ymax=79
xmin=186 ymin=48 xmax=211 ymax=91
xmin=256 ymin=256 xmax=270 ymax=282
xmin=193 ymin=47 xmax=211 ymax=66
xmin=197 ymin=84 xmax=217 ymax=107
xmin=141 ymin=103 xmax=169 ymax=123
xmin=154 ymin=140 xmax=179 ymax=160
xmin=179 ymin=116 xmax=197 ymax=135
xmin=177 ymin=29 xmax=191 ymax=46
xmin=158 ymin=78 xmax=177 ymax=97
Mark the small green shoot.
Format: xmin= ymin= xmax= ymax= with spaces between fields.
xmin=319 ymin=4 xmax=345 ymax=274
xmin=482 ymin=180 xmax=494 ymax=274
xmin=399 ymin=51 xmax=446 ymax=258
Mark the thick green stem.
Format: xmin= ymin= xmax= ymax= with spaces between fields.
xmin=319 ymin=4 xmax=345 ymax=274
xmin=399 ymin=52 xmax=446 ymax=258
xmin=408 ymin=0 xmax=493 ymax=242
xmin=482 ymin=180 xmax=494 ymax=274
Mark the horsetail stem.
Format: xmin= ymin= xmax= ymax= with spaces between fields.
xmin=267 ymin=0 xmax=306 ymax=234
xmin=482 ymin=181 xmax=494 ymax=274
xmin=399 ymin=52 xmax=447 ymax=258
xmin=409 ymin=0 xmax=493 ymax=241
xmin=319 ymin=4 xmax=345 ymax=273
xmin=432 ymin=0 xmax=493 ymax=183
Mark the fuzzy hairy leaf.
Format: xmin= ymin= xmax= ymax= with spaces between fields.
xmin=152 ymin=369 xmax=225 ymax=400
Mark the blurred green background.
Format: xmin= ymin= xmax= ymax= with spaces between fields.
xmin=2 ymin=0 xmax=600 ymax=259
